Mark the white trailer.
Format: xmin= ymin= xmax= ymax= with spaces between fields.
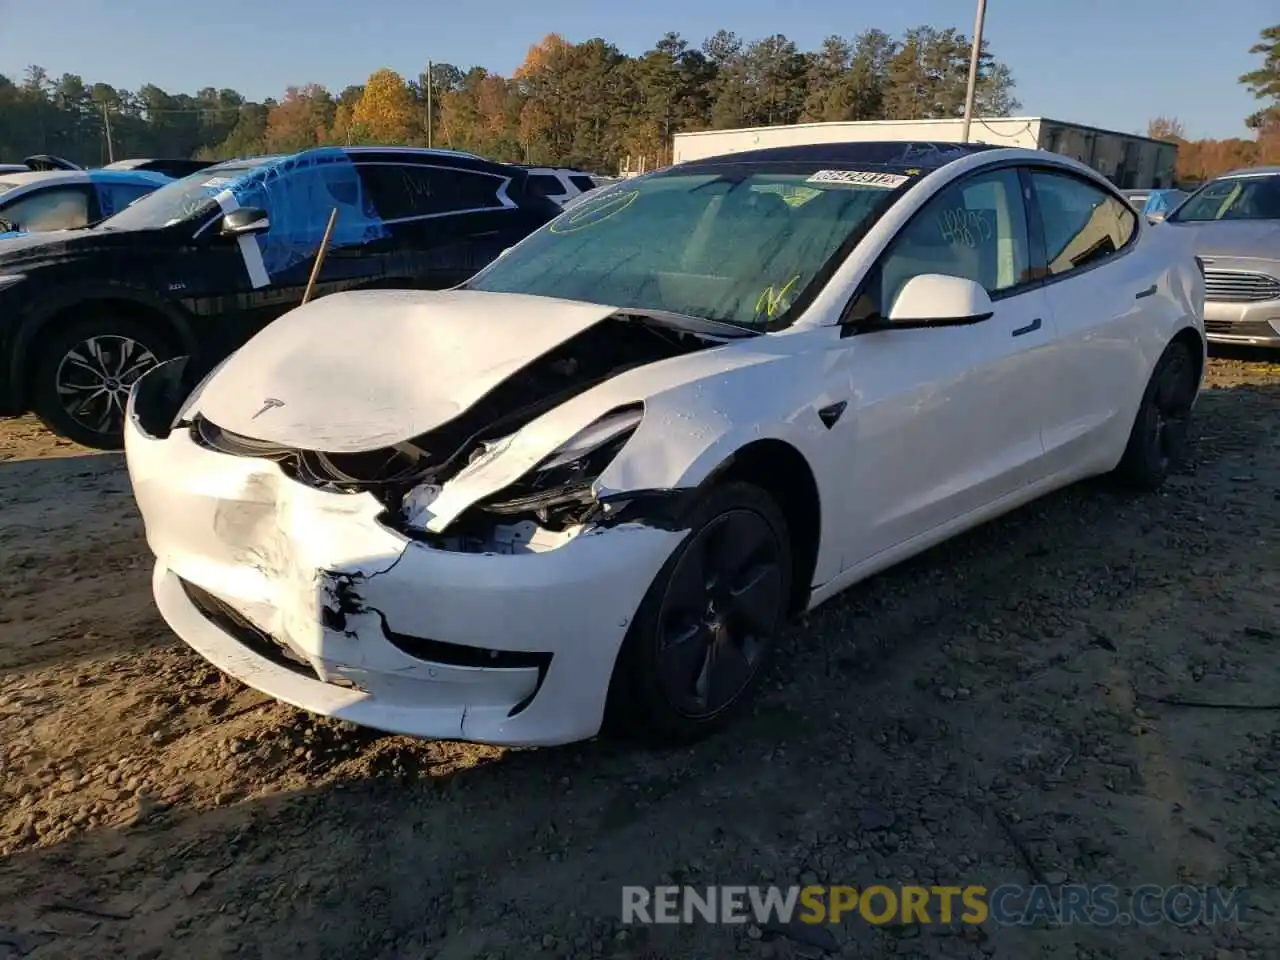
xmin=671 ymin=116 xmax=1178 ymax=190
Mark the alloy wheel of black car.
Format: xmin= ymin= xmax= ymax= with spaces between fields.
xmin=31 ymin=314 xmax=176 ymax=450
xmin=607 ymin=481 xmax=793 ymax=743
xmin=55 ymin=335 xmax=160 ymax=438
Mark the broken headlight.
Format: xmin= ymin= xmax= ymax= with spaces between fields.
xmin=173 ymin=355 xmax=233 ymax=428
xmin=480 ymin=404 xmax=643 ymax=517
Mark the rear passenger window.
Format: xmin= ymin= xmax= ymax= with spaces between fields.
xmin=358 ymin=164 xmax=505 ymax=219
xmin=97 ymin=182 xmax=156 ymax=218
xmin=525 ymin=174 xmax=564 ymax=200
xmin=569 ymin=175 xmax=596 ymax=192
xmin=1030 ymin=171 xmax=1136 ymax=276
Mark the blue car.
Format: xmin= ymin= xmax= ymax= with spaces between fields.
xmin=0 ymin=167 xmax=172 ymax=236
xmin=1141 ymin=188 xmax=1190 ymax=221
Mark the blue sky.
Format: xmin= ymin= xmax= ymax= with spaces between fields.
xmin=0 ymin=0 xmax=1273 ymax=139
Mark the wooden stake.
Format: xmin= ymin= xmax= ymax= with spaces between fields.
xmin=302 ymin=207 xmax=339 ymax=305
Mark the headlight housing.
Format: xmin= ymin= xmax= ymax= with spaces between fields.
xmin=479 ymin=404 xmax=643 ymax=517
xmin=172 ymin=355 xmax=233 ymax=428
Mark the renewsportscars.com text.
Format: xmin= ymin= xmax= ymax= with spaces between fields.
xmin=622 ymin=884 xmax=1247 ymax=927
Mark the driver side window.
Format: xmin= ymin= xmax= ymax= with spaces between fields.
xmin=850 ymin=168 xmax=1031 ymax=323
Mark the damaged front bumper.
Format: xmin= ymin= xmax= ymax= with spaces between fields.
xmin=124 ymin=363 xmax=683 ymax=746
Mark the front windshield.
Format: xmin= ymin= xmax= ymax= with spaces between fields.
xmin=97 ymin=162 xmax=266 ymax=230
xmin=1170 ymin=174 xmax=1280 ymax=222
xmin=466 ymin=166 xmax=915 ymax=329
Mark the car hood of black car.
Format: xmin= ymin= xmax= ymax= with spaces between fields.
xmin=0 ymin=226 xmax=158 ymax=269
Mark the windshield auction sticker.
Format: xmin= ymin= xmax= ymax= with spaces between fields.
xmin=807 ymin=170 xmax=911 ymax=189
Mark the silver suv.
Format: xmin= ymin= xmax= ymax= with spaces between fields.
xmin=1163 ymin=166 xmax=1280 ymax=349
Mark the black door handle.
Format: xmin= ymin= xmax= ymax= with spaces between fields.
xmin=1011 ymin=317 xmax=1042 ymax=337
xmin=1135 ymin=284 xmax=1157 ymax=299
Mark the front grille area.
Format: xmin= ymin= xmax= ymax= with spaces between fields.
xmin=1204 ymin=319 xmax=1280 ymax=339
xmin=1203 ymin=270 xmax=1280 ymax=303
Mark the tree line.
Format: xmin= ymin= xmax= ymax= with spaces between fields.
xmin=1 ymin=24 xmax=1276 ymax=179
xmin=1151 ymin=24 xmax=1279 ymax=181
xmin=0 ymin=26 xmax=1018 ymax=172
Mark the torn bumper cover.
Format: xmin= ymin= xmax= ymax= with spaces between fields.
xmin=124 ymin=364 xmax=683 ymax=746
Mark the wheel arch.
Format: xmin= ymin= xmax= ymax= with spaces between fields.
xmin=1169 ymin=325 xmax=1206 ymax=389
xmin=10 ymin=291 xmax=196 ymax=411
xmin=699 ymin=438 xmax=822 ymax=617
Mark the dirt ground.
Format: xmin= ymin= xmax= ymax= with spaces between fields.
xmin=0 ymin=354 xmax=1278 ymax=960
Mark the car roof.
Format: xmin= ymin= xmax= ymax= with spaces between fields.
xmin=687 ymin=140 xmax=1004 ymax=170
xmin=341 ymin=146 xmax=484 ymax=161
xmin=198 ymin=146 xmax=503 ymax=177
xmin=87 ymin=169 xmax=173 ymax=186
xmin=0 ymin=169 xmax=89 ymax=189
xmin=1219 ymin=165 xmax=1280 ymax=179
xmin=0 ymin=168 xmax=171 ymax=190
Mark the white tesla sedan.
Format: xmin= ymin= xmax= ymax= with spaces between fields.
xmin=124 ymin=141 xmax=1205 ymax=747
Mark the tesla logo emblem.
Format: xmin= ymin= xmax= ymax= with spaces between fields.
xmin=252 ymin=397 xmax=285 ymax=419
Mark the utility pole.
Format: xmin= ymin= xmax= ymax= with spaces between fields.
xmin=960 ymin=0 xmax=988 ymax=143
xmin=425 ymin=60 xmax=433 ymax=149
xmin=102 ymin=102 xmax=115 ymax=162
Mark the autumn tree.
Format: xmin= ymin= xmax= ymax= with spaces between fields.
xmin=1 ymin=25 xmax=1025 ymax=169
xmin=264 ymin=84 xmax=335 ymax=152
xmin=351 ymin=69 xmax=417 ymax=144
xmin=1147 ymin=116 xmax=1186 ymax=142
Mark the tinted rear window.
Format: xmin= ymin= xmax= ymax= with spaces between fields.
xmin=359 ymin=164 xmax=506 ymax=218
xmin=569 ymin=175 xmax=596 ymax=192
xmin=525 ymin=174 xmax=564 ymax=199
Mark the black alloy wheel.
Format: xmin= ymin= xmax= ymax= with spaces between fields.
xmin=56 ymin=335 xmax=159 ymax=435
xmin=608 ymin=481 xmax=793 ymax=743
xmin=1114 ymin=340 xmax=1198 ymax=490
xmin=31 ymin=313 xmax=175 ymax=450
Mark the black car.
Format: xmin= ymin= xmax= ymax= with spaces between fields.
xmin=0 ymin=146 xmax=561 ymax=448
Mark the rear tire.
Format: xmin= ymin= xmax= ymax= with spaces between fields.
xmin=30 ymin=311 xmax=176 ymax=450
xmin=1112 ymin=340 xmax=1198 ymax=490
xmin=605 ymin=481 xmax=792 ymax=745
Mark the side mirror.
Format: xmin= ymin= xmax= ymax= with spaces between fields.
xmin=886 ymin=274 xmax=994 ymax=327
xmin=1146 ymin=211 xmax=1167 ymax=224
xmin=220 ymin=207 xmax=270 ymax=237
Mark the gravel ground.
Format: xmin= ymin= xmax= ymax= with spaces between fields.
xmin=0 ymin=353 xmax=1278 ymax=960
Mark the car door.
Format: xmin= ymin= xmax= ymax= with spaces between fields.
xmin=836 ymin=165 xmax=1057 ymax=567
xmin=357 ymin=161 xmax=522 ymax=287
xmin=1025 ymin=167 xmax=1150 ymax=474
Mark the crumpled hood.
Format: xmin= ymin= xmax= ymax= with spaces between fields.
xmin=1164 ymin=219 xmax=1280 ymax=259
xmin=193 ymin=289 xmax=624 ymax=452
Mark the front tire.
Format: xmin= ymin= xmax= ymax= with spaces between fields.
xmin=30 ymin=312 xmax=176 ymax=450
xmin=1112 ymin=340 xmax=1198 ymax=490
xmin=606 ymin=481 xmax=793 ymax=744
